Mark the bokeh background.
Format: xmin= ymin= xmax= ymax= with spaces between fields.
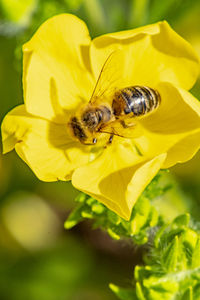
xmin=0 ymin=0 xmax=200 ymax=299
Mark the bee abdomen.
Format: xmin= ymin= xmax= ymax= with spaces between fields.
xmin=112 ymin=86 xmax=160 ymax=117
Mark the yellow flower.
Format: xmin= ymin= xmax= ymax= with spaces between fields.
xmin=1 ymin=14 xmax=200 ymax=220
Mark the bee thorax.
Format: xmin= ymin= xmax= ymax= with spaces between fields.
xmin=82 ymin=110 xmax=99 ymax=130
xmin=82 ymin=106 xmax=112 ymax=131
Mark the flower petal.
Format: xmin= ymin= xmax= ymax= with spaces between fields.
xmin=72 ymin=140 xmax=166 ymax=220
xmin=23 ymin=14 xmax=94 ymax=122
xmin=163 ymin=131 xmax=200 ymax=168
xmin=131 ymin=82 xmax=200 ymax=168
xmin=1 ymin=105 xmax=91 ymax=181
xmin=90 ymin=21 xmax=199 ymax=90
xmin=140 ymin=82 xmax=200 ymax=135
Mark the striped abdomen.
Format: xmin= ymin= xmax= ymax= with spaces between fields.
xmin=112 ymin=86 xmax=161 ymax=117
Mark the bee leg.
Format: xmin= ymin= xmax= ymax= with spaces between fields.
xmin=108 ymin=134 xmax=114 ymax=144
xmin=120 ymin=120 xmax=128 ymax=128
xmin=103 ymin=134 xmax=114 ymax=149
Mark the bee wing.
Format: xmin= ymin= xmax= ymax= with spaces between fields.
xmin=99 ymin=118 xmax=143 ymax=139
xmin=89 ymin=50 xmax=126 ymax=105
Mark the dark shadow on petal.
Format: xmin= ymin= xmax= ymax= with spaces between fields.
xmin=46 ymin=119 xmax=91 ymax=180
xmin=80 ymin=45 xmax=93 ymax=74
xmin=47 ymin=118 xmax=91 ymax=155
xmin=47 ymin=78 xmax=91 ymax=166
xmin=50 ymin=77 xmax=67 ymax=120
xmin=99 ymin=160 xmax=146 ymax=203
xmin=49 ymin=77 xmax=89 ymax=124
xmin=49 ymin=75 xmax=93 ymax=122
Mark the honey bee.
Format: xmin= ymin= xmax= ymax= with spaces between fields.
xmin=69 ymin=52 xmax=161 ymax=145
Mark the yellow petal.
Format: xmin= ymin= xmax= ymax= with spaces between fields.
xmin=1 ymin=105 xmax=91 ymax=181
xmin=132 ymin=83 xmax=200 ymax=167
xmin=72 ymin=139 xmax=166 ymax=220
xmin=90 ymin=21 xmax=199 ymax=90
xmin=23 ymin=14 xmax=94 ymax=122
xmin=140 ymin=82 xmax=200 ymax=134
xmin=163 ymin=131 xmax=200 ymax=168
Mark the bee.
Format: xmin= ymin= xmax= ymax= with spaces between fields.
xmin=69 ymin=52 xmax=161 ymax=145
xmin=112 ymin=86 xmax=160 ymax=117
xmin=69 ymin=105 xmax=112 ymax=145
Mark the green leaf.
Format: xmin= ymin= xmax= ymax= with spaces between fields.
xmin=173 ymin=213 xmax=190 ymax=228
xmin=112 ymin=215 xmax=200 ymax=299
xmin=65 ymin=170 xmax=200 ymax=300
xmin=135 ymin=282 xmax=146 ymax=300
xmin=107 ymin=229 xmax=120 ymax=240
xmin=109 ymin=284 xmax=137 ymax=300
xmin=192 ymin=238 xmax=200 ymax=268
xmin=163 ymin=236 xmax=179 ymax=272
xmin=91 ymin=203 xmax=105 ymax=214
xmin=65 ymin=171 xmax=173 ymax=246
xmin=181 ymin=228 xmax=198 ymax=251
xmin=64 ymin=204 xmax=84 ymax=229
xmin=75 ymin=193 xmax=88 ymax=203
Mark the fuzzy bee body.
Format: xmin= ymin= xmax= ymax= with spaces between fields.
xmin=112 ymin=86 xmax=161 ymax=117
xmin=69 ymin=105 xmax=112 ymax=145
xmin=69 ymin=86 xmax=160 ymax=145
xmin=69 ymin=51 xmax=161 ymax=145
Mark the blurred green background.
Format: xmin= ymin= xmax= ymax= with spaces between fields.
xmin=0 ymin=0 xmax=200 ymax=299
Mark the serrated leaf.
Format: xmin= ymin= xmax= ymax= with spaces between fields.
xmin=75 ymin=193 xmax=88 ymax=203
xmin=173 ymin=213 xmax=190 ymax=228
xmin=134 ymin=265 xmax=152 ymax=281
xmin=91 ymin=203 xmax=105 ymax=214
xmin=163 ymin=236 xmax=179 ymax=272
xmin=65 ymin=170 xmax=171 ymax=246
xmin=130 ymin=215 xmax=148 ymax=235
xmin=107 ymin=228 xmax=120 ymax=240
xmin=107 ymin=210 xmax=121 ymax=225
xmin=64 ymin=205 xmax=84 ymax=229
xmin=133 ymin=234 xmax=148 ymax=245
xmin=149 ymin=208 xmax=159 ymax=227
xmin=81 ymin=211 xmax=93 ymax=219
xmin=110 ymin=212 xmax=200 ymax=299
xmin=181 ymin=229 xmax=198 ymax=250
xmin=181 ymin=229 xmax=198 ymax=267
xmin=154 ymin=224 xmax=168 ymax=248
xmin=192 ymin=238 xmax=200 ymax=268
xmin=130 ymin=197 xmax=151 ymax=234
xmin=147 ymin=287 xmax=174 ymax=300
xmin=134 ymin=196 xmax=150 ymax=217
xmin=163 ymin=228 xmax=184 ymax=246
